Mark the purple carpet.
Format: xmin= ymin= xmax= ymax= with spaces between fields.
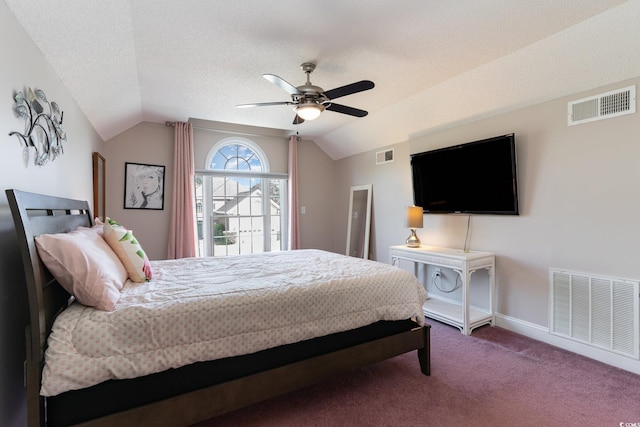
xmin=193 ymin=320 xmax=640 ymax=426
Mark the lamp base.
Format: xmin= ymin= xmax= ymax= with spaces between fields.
xmin=405 ymin=229 xmax=421 ymax=248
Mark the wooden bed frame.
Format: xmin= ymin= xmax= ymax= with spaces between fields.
xmin=7 ymin=189 xmax=430 ymax=427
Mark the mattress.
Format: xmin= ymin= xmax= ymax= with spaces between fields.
xmin=41 ymin=249 xmax=426 ymax=396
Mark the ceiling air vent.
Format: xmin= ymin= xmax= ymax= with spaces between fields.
xmin=568 ymin=85 xmax=636 ymax=126
xmin=376 ymin=148 xmax=394 ymax=165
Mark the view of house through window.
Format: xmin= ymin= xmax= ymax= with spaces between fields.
xmin=195 ymin=139 xmax=288 ymax=257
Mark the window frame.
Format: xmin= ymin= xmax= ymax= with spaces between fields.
xmin=197 ymin=138 xmax=288 ymax=257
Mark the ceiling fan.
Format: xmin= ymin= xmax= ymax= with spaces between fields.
xmin=237 ymin=62 xmax=375 ymax=124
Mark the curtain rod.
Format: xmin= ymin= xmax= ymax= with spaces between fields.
xmin=165 ymin=121 xmax=293 ymax=139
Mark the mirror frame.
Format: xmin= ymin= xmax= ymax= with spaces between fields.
xmin=346 ymin=184 xmax=373 ymax=259
xmin=92 ymin=152 xmax=106 ymax=222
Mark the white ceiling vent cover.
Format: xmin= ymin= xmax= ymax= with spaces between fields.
xmin=376 ymin=148 xmax=394 ymax=165
xmin=568 ymin=85 xmax=636 ymax=126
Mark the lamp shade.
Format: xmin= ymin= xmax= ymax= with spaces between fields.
xmin=406 ymin=206 xmax=423 ymax=228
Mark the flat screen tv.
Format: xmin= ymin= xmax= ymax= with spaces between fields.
xmin=411 ymin=134 xmax=519 ymax=215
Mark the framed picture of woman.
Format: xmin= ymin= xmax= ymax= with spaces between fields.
xmin=124 ymin=162 xmax=165 ymax=210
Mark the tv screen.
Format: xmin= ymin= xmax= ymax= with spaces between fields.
xmin=411 ymin=134 xmax=519 ymax=215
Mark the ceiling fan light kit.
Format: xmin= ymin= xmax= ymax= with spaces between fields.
xmin=237 ymin=62 xmax=374 ymax=124
xmin=295 ymin=102 xmax=324 ymax=121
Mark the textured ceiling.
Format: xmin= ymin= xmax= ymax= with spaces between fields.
xmin=6 ymin=1 xmax=640 ymax=159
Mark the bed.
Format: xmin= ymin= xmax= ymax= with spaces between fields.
xmin=7 ymin=188 xmax=430 ymax=427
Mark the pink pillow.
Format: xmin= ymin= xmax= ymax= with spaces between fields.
xmin=103 ymin=218 xmax=152 ymax=283
xmin=91 ymin=217 xmax=105 ymax=235
xmin=78 ymin=222 xmax=104 ymax=236
xmin=35 ymin=228 xmax=128 ymax=311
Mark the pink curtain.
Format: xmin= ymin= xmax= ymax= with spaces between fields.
xmin=167 ymin=122 xmax=196 ymax=259
xmin=288 ymin=135 xmax=300 ymax=250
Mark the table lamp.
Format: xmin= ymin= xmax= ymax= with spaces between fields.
xmin=405 ymin=205 xmax=423 ymax=248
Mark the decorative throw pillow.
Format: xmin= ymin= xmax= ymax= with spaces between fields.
xmin=35 ymin=228 xmax=128 ymax=311
xmin=103 ymin=218 xmax=152 ymax=282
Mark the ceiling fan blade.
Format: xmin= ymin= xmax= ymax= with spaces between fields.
xmin=293 ymin=114 xmax=304 ymax=125
xmin=263 ymin=74 xmax=302 ymax=95
xmin=323 ymin=80 xmax=374 ymax=100
xmin=236 ymin=101 xmax=293 ymax=108
xmin=325 ymin=103 xmax=368 ymax=117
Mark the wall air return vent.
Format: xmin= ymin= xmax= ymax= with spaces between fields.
xmin=376 ymin=148 xmax=394 ymax=165
xmin=550 ymin=268 xmax=639 ymax=359
xmin=568 ymin=85 xmax=635 ymax=126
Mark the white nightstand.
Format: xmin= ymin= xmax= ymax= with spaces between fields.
xmin=390 ymin=245 xmax=495 ymax=335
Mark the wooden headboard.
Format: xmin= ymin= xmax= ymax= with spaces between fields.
xmin=6 ymin=189 xmax=93 ymax=426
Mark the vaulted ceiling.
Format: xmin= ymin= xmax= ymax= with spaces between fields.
xmin=6 ymin=1 xmax=640 ymax=159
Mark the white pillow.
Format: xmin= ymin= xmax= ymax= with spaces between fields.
xmin=103 ymin=218 xmax=152 ymax=283
xmin=35 ymin=228 xmax=128 ymax=311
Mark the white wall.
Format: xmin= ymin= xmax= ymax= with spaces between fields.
xmin=297 ymin=137 xmax=336 ymax=252
xmin=334 ymin=142 xmax=415 ymax=261
xmin=191 ymin=120 xmax=289 ymax=173
xmin=105 ymin=120 xmax=337 ymax=259
xmin=0 ymin=3 xmax=104 ymax=425
xmin=104 ymin=122 xmax=174 ymax=261
xmin=334 ymin=76 xmax=640 ymax=372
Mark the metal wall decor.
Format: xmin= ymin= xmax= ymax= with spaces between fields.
xmin=10 ymin=87 xmax=67 ymax=166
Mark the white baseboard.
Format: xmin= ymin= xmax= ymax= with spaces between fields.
xmin=495 ymin=313 xmax=640 ymax=376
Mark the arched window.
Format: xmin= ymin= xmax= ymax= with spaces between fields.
xmin=209 ymin=141 xmax=267 ymax=172
xmin=195 ymin=138 xmax=287 ymax=257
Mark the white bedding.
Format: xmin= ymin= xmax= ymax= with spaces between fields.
xmin=41 ymin=249 xmax=426 ymax=396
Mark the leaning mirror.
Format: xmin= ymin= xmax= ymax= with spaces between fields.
xmin=346 ymin=184 xmax=373 ymax=259
xmin=92 ymin=152 xmax=106 ymax=222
